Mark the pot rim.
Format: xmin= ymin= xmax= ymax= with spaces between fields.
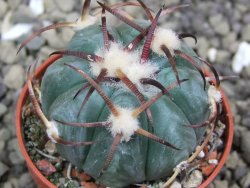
xmin=16 ymin=54 xmax=233 ymax=188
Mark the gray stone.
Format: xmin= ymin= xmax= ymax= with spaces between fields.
xmin=209 ymin=14 xmax=230 ymax=36
xmin=9 ymin=151 xmax=24 ymax=165
xmin=0 ymin=161 xmax=9 ymax=178
xmin=241 ymin=24 xmax=250 ymax=41
xmin=42 ymin=29 xmax=65 ymax=49
xmin=65 ymin=12 xmax=80 ymax=22
xmin=242 ymin=117 xmax=250 ymax=128
xmin=0 ymin=42 xmax=17 ymax=64
xmin=232 ymin=22 xmax=242 ymax=34
xmin=0 ymin=0 xmax=8 ymax=19
xmin=229 ymin=183 xmax=240 ymax=188
xmin=0 ymin=103 xmax=7 ymax=117
xmin=7 ymin=0 xmax=20 ymax=10
xmin=48 ymin=9 xmax=67 ymax=22
xmin=234 ymin=166 xmax=248 ymax=181
xmin=26 ymin=36 xmax=45 ymax=51
xmin=241 ymin=131 xmax=250 ymax=164
xmin=18 ymin=173 xmax=35 ymax=188
xmin=0 ymin=77 xmax=7 ymax=98
xmin=39 ymin=46 xmax=56 ymax=60
xmin=44 ymin=0 xmax=57 ymax=13
xmin=197 ymin=37 xmax=210 ymax=58
xmin=9 ymin=178 xmax=18 ymax=188
xmin=3 ymin=182 xmax=13 ymax=188
xmin=0 ymin=128 xmax=11 ymax=142
xmin=222 ymin=32 xmax=237 ymax=50
xmin=12 ymin=5 xmax=35 ymax=23
xmin=236 ymin=3 xmax=248 ymax=13
xmin=226 ymin=151 xmax=239 ymax=169
xmin=243 ymin=13 xmax=250 ymax=24
xmin=54 ymin=0 xmax=76 ymax=12
xmin=213 ymin=180 xmax=228 ymax=188
xmin=3 ymin=65 xmax=25 ymax=89
xmin=7 ymin=139 xmax=24 ymax=164
xmin=240 ymin=172 xmax=250 ymax=188
xmin=216 ymin=50 xmax=231 ymax=64
xmin=233 ymin=124 xmax=246 ymax=148
xmin=0 ymin=141 xmax=5 ymax=151
xmin=61 ymin=28 xmax=75 ymax=44
xmin=7 ymin=138 xmax=19 ymax=152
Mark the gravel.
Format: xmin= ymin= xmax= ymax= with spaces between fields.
xmin=0 ymin=0 xmax=249 ymax=188
xmin=3 ymin=65 xmax=25 ymax=89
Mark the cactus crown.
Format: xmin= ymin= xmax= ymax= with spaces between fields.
xmin=21 ymin=0 xmax=223 ymax=187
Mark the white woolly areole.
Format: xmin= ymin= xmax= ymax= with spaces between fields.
xmin=108 ymin=107 xmax=139 ymax=142
xmin=151 ymin=27 xmax=181 ymax=56
xmin=91 ymin=42 xmax=158 ymax=86
xmin=208 ymin=85 xmax=222 ymax=103
xmin=74 ymin=16 xmax=97 ymax=30
xmin=46 ymin=121 xmax=59 ymax=143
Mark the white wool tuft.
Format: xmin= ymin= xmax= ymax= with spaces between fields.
xmin=208 ymin=85 xmax=222 ymax=103
xmin=151 ymin=27 xmax=181 ymax=56
xmin=74 ymin=16 xmax=97 ymax=30
xmin=108 ymin=107 xmax=139 ymax=142
xmin=125 ymin=62 xmax=158 ymax=86
xmin=91 ymin=42 xmax=158 ymax=86
xmin=46 ymin=121 xmax=59 ymax=143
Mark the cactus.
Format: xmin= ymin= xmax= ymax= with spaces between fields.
xmin=21 ymin=1 xmax=223 ymax=187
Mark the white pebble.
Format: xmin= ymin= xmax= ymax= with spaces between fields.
xmin=232 ymin=42 xmax=250 ymax=73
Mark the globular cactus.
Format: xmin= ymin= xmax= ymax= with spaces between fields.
xmin=21 ymin=1 xmax=223 ymax=187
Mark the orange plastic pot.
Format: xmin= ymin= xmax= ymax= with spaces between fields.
xmin=16 ymin=54 xmax=233 ymax=188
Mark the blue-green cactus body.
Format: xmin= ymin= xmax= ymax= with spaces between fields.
xmin=41 ymin=21 xmax=210 ymax=187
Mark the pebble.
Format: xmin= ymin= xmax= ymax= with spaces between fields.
xmin=7 ymin=0 xmax=20 ymax=10
xmin=222 ymin=32 xmax=237 ymax=52
xmin=12 ymin=5 xmax=35 ymax=23
xmin=0 ymin=128 xmax=11 ymax=142
xmin=0 ymin=141 xmax=5 ymax=151
xmin=0 ymin=161 xmax=9 ymax=178
xmin=8 ymin=151 xmax=24 ymax=165
xmin=26 ymin=36 xmax=46 ymax=51
xmin=213 ymin=180 xmax=228 ymax=188
xmin=0 ymin=42 xmax=17 ymax=64
xmin=242 ymin=117 xmax=250 ymax=128
xmin=197 ymin=37 xmax=210 ymax=58
xmin=215 ymin=50 xmax=231 ymax=64
xmin=18 ymin=173 xmax=35 ymax=188
xmin=209 ymin=14 xmax=230 ymax=36
xmin=241 ymin=131 xmax=250 ymax=164
xmin=241 ymin=24 xmax=250 ymax=41
xmin=29 ymin=0 xmax=44 ymax=16
xmin=243 ymin=13 xmax=250 ymax=24
xmin=234 ymin=166 xmax=248 ymax=181
xmin=61 ymin=28 xmax=75 ymax=44
xmin=54 ymin=0 xmax=75 ymax=13
xmin=42 ymin=29 xmax=65 ymax=49
xmin=232 ymin=42 xmax=250 ymax=73
xmin=0 ymin=103 xmax=7 ymax=118
xmin=3 ymin=65 xmax=24 ymax=89
xmin=230 ymin=183 xmax=240 ymax=188
xmin=0 ymin=78 xmax=7 ymax=98
xmin=0 ymin=0 xmax=8 ymax=19
xmin=183 ymin=170 xmax=203 ymax=188
xmin=240 ymin=172 xmax=250 ymax=188
xmin=2 ymin=182 xmax=13 ymax=188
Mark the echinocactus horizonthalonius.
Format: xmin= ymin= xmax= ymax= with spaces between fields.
xmin=20 ymin=1 xmax=223 ymax=187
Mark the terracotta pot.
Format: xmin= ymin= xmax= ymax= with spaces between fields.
xmin=16 ymin=54 xmax=233 ymax=188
